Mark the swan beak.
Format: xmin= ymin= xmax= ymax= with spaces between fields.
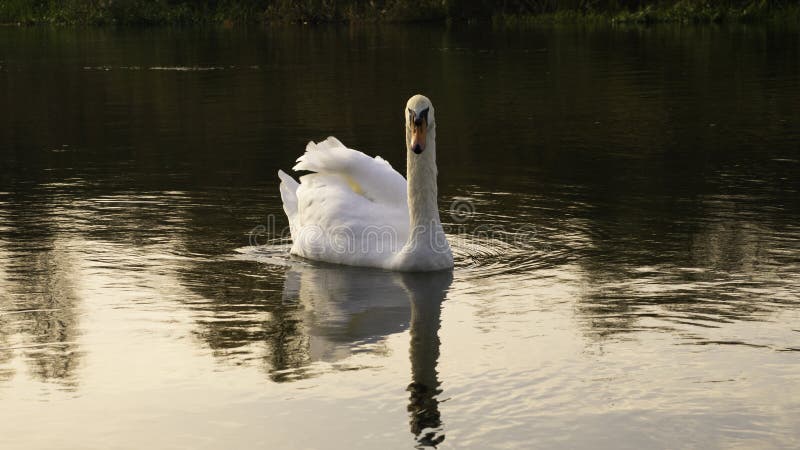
xmin=411 ymin=121 xmax=427 ymax=154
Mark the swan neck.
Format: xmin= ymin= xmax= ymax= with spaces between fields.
xmin=396 ymin=122 xmax=452 ymax=270
xmin=406 ymin=133 xmax=441 ymax=233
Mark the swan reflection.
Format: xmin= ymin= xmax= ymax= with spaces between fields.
xmin=279 ymin=262 xmax=452 ymax=447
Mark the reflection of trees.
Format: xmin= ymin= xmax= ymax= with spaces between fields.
xmin=175 ymin=251 xmax=288 ymax=368
xmin=263 ymin=300 xmax=311 ymax=382
xmin=573 ymin=165 xmax=799 ymax=341
xmin=0 ymin=177 xmax=206 ymax=390
xmin=0 ymin=269 xmax=13 ymax=384
xmin=494 ymin=25 xmax=800 ymax=340
xmin=15 ymin=250 xmax=80 ymax=386
xmin=0 ymin=191 xmax=82 ymax=390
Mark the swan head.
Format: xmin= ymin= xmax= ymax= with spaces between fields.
xmin=405 ymin=95 xmax=435 ymax=156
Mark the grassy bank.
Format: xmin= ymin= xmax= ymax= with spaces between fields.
xmin=611 ymin=1 xmax=800 ymax=23
xmin=0 ymin=0 xmax=798 ymax=25
xmin=496 ymin=3 xmax=800 ymax=25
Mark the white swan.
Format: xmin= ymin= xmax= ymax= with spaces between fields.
xmin=277 ymin=94 xmax=453 ymax=271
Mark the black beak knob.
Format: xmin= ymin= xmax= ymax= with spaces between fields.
xmin=412 ymin=144 xmax=423 ymax=154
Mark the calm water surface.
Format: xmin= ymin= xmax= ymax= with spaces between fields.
xmin=1 ymin=24 xmax=799 ymax=449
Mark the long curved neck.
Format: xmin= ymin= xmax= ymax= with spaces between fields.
xmin=397 ymin=125 xmax=452 ymax=270
xmin=406 ymin=127 xmax=442 ymax=236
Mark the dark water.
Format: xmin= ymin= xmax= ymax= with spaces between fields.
xmin=1 ymin=24 xmax=799 ymax=449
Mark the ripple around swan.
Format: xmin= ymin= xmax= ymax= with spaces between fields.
xmin=233 ymin=242 xmax=295 ymax=267
xmin=233 ymin=229 xmax=560 ymax=281
xmin=448 ymin=231 xmax=557 ymax=279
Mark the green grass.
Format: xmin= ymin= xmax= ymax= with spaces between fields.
xmin=1 ymin=0 xmax=798 ymax=25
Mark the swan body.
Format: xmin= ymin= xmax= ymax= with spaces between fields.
xmin=278 ymin=95 xmax=453 ymax=271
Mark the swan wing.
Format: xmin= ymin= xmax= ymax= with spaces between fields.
xmin=293 ymin=137 xmax=406 ymax=205
xmin=279 ymin=137 xmax=409 ymax=268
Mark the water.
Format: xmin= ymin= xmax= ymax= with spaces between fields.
xmin=1 ymin=23 xmax=799 ymax=449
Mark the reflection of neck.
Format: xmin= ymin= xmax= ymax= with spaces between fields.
xmin=404 ymin=271 xmax=452 ymax=447
xmin=406 ymin=128 xmax=444 ymax=245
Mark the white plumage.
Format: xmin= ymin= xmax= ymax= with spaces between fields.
xmin=278 ymin=95 xmax=453 ymax=271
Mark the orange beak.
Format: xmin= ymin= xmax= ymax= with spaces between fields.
xmin=410 ymin=120 xmax=427 ymax=154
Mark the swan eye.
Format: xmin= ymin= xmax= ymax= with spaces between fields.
xmin=408 ymin=107 xmax=430 ymax=127
xmin=417 ymin=108 xmax=429 ymax=123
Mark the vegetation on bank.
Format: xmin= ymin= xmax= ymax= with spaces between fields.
xmin=0 ymin=0 xmax=798 ymax=25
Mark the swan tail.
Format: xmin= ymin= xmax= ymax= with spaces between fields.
xmin=278 ymin=169 xmax=299 ymax=225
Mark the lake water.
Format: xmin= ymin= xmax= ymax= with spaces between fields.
xmin=1 ymin=23 xmax=799 ymax=449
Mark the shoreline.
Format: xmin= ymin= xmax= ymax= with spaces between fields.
xmin=1 ymin=2 xmax=798 ymax=27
